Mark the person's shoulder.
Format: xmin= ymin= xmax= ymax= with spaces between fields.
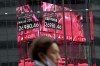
xmin=34 ymin=60 xmax=45 ymax=66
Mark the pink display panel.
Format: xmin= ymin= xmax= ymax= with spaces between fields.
xmin=16 ymin=1 xmax=95 ymax=66
xmin=16 ymin=4 xmax=40 ymax=42
xmin=16 ymin=2 xmax=92 ymax=42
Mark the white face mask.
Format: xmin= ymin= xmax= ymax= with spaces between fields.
xmin=43 ymin=55 xmax=56 ymax=66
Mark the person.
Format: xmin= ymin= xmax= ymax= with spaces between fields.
xmin=29 ymin=36 xmax=61 ymax=66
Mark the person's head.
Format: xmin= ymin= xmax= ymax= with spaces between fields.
xmin=29 ymin=36 xmax=60 ymax=65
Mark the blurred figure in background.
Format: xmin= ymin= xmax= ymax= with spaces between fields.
xmin=29 ymin=36 xmax=61 ymax=66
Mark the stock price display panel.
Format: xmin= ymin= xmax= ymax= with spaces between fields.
xmin=16 ymin=4 xmax=40 ymax=42
xmin=16 ymin=1 xmax=90 ymax=42
xmin=18 ymin=17 xmax=39 ymax=32
xmin=16 ymin=0 xmax=94 ymax=42
xmin=44 ymin=16 xmax=62 ymax=30
xmin=16 ymin=1 xmax=94 ymax=66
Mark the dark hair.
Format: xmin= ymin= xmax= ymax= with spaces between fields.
xmin=29 ymin=36 xmax=59 ymax=61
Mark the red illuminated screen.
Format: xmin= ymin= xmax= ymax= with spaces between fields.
xmin=16 ymin=2 xmax=94 ymax=42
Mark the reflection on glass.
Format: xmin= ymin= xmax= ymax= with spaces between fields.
xmin=16 ymin=0 xmax=95 ymax=66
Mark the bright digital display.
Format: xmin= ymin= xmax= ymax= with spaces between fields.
xmin=16 ymin=1 xmax=94 ymax=66
xmin=16 ymin=2 xmax=93 ymax=42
